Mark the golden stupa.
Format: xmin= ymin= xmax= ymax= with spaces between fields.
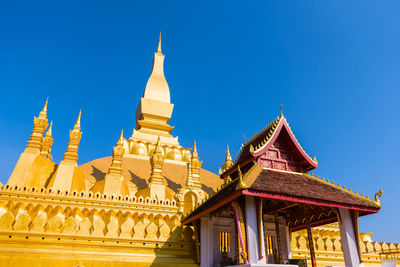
xmin=0 ymin=35 xmax=397 ymax=267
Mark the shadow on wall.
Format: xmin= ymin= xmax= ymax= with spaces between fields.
xmin=202 ymin=184 xmax=214 ymax=196
xmin=91 ymin=166 xmax=106 ymax=181
xmin=129 ymin=170 xmax=147 ymax=190
xmin=165 ymin=176 xmax=182 ymax=192
xmin=149 ymin=223 xmax=198 ymax=267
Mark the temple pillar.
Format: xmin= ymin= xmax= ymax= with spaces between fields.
xmin=306 ymin=222 xmax=316 ymax=267
xmin=245 ymin=195 xmax=265 ymax=265
xmin=338 ymin=208 xmax=361 ymax=267
xmin=200 ymin=216 xmax=212 ymax=267
xmin=281 ymin=219 xmax=292 ymax=262
xmin=274 ymin=213 xmax=283 ymax=264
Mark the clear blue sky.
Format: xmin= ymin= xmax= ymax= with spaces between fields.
xmin=0 ymin=1 xmax=399 ymax=242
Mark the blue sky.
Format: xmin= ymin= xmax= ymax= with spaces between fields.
xmin=0 ymin=1 xmax=399 ymax=241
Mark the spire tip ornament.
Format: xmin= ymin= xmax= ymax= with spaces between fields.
xmin=39 ymin=98 xmax=48 ymax=119
xmin=73 ymin=110 xmax=81 ymax=131
xmin=157 ymin=32 xmax=162 ymax=53
xmin=45 ymin=121 xmax=53 ymax=137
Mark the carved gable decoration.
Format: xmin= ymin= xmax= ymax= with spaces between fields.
xmin=252 ymin=118 xmax=317 ymax=173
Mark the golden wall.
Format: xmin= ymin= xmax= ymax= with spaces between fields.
xmin=0 ymin=185 xmax=197 ymax=267
xmin=291 ymin=224 xmax=399 ymax=267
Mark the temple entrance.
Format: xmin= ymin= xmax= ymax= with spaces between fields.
xmin=211 ymin=217 xmax=236 ymax=266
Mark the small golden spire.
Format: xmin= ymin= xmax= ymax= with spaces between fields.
xmin=280 ymin=104 xmax=284 ymax=117
xmin=117 ymin=129 xmax=124 ymax=146
xmin=45 ymin=121 xmax=53 ymax=137
xmin=225 ymin=145 xmax=232 ymax=161
xmin=39 ymin=98 xmax=48 ymax=119
xmin=222 ymin=145 xmax=233 ymax=172
xmin=73 ymin=110 xmax=81 ymax=131
xmin=157 ymin=32 xmax=162 ymax=53
xmin=154 ymin=136 xmax=162 ymax=154
xmin=192 ymin=141 xmax=199 ymax=159
xmin=40 ymin=121 xmax=54 ymax=160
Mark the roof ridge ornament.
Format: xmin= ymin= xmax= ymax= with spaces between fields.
xmin=374 ymin=188 xmax=383 ymax=205
xmin=280 ymin=104 xmax=283 ymax=117
xmin=236 ymin=165 xmax=246 ymax=190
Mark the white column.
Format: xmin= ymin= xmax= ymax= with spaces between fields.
xmin=280 ymin=219 xmax=292 ymax=262
xmin=245 ymin=195 xmax=264 ymax=265
xmin=338 ymin=208 xmax=361 ymax=267
xmin=200 ymin=216 xmax=212 ymax=267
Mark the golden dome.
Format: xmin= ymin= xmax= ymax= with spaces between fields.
xmin=79 ymin=156 xmax=222 ymax=196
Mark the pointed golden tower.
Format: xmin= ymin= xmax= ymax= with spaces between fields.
xmin=131 ymin=34 xmax=178 ymax=147
xmin=40 ymin=121 xmax=53 ymax=160
xmin=149 ymin=136 xmax=165 ymax=186
xmin=136 ymin=136 xmax=173 ymax=201
xmin=102 ymin=130 xmax=130 ymax=196
xmin=7 ymin=100 xmax=50 ymax=186
xmin=221 ymin=145 xmax=233 ymax=172
xmin=25 ymin=99 xmax=49 ymax=154
xmin=49 ymin=111 xmax=85 ymax=192
xmin=176 ymin=141 xmax=207 ymax=213
xmin=62 ymin=110 xmax=82 ymax=163
xmin=189 ymin=141 xmax=203 ymax=190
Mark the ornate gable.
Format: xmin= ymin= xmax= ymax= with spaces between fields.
xmin=221 ymin=113 xmax=318 ymax=179
xmin=253 ymin=118 xmax=318 ymax=173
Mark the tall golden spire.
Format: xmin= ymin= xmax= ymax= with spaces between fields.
xmin=222 ymin=145 xmax=233 ymax=172
xmin=133 ymin=34 xmax=175 ymax=141
xmin=40 ymin=121 xmax=53 ymax=160
xmin=62 ymin=111 xmax=82 ymax=163
xmin=25 ymin=100 xmax=49 ymax=154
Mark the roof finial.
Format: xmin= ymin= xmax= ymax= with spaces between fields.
xmin=236 ymin=165 xmax=246 ymax=190
xmin=157 ymin=32 xmax=162 ymax=53
xmin=243 ymin=135 xmax=247 ymax=143
xmin=280 ymin=104 xmax=283 ymax=117
xmin=39 ymin=98 xmax=48 ymax=119
xmin=73 ymin=110 xmax=81 ymax=131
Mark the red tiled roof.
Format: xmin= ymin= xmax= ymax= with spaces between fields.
xmin=247 ymin=169 xmax=379 ymax=211
xmin=182 ymin=167 xmax=380 ymax=224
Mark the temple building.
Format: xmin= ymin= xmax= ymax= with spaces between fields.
xmin=0 ymin=36 xmax=398 ymax=267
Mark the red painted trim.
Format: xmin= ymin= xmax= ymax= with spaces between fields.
xmin=253 ymin=118 xmax=318 ymax=171
xmin=182 ymin=191 xmax=243 ymax=225
xmin=242 ymin=189 xmax=379 ymax=213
